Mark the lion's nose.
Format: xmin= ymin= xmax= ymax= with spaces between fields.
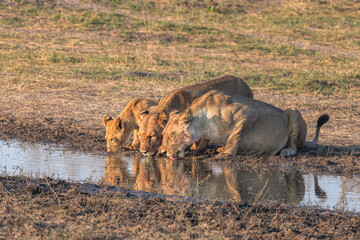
xmin=140 ymin=149 xmax=148 ymax=155
xmin=158 ymin=145 xmax=166 ymax=153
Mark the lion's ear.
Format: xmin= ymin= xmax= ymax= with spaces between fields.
xmin=103 ymin=115 xmax=113 ymax=127
xmin=139 ymin=110 xmax=149 ymax=116
xmin=158 ymin=110 xmax=169 ymax=128
xmin=181 ymin=108 xmax=192 ymax=125
xmin=169 ymin=109 xmax=179 ymax=117
xmin=114 ymin=117 xmax=123 ymax=130
xmin=137 ymin=110 xmax=149 ymax=123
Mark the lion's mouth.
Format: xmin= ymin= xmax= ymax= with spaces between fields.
xmin=169 ymin=155 xmax=178 ymax=161
xmin=145 ymin=151 xmax=157 ymax=157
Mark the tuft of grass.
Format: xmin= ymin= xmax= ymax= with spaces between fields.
xmin=63 ymin=11 xmax=125 ymax=30
xmin=1 ymin=16 xmax=23 ymax=27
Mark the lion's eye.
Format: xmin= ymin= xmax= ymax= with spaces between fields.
xmin=110 ymin=138 xmax=115 ymax=143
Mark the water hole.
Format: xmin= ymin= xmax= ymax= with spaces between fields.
xmin=1 ymin=140 xmax=359 ymax=212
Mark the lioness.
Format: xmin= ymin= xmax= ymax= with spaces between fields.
xmin=104 ymin=74 xmax=252 ymax=153
xmin=137 ymin=75 xmax=253 ymax=156
xmin=103 ymin=97 xmax=157 ymax=153
xmin=137 ymin=90 xmax=201 ymax=156
xmin=160 ymin=90 xmax=329 ymax=159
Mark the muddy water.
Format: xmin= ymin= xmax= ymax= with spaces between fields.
xmin=1 ymin=140 xmax=360 ymax=211
xmin=0 ymin=140 xmax=106 ymax=182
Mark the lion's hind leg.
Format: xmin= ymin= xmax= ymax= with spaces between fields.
xmin=280 ymin=109 xmax=307 ymax=156
xmin=217 ymin=105 xmax=258 ymax=157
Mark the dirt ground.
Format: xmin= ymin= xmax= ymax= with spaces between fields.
xmin=0 ymin=176 xmax=359 ymax=239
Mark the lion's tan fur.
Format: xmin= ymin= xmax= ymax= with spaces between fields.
xmin=103 ymin=98 xmax=157 ymax=153
xmin=161 ymin=90 xmax=313 ymax=158
xmin=138 ymin=90 xmax=200 ymax=156
xmin=137 ymin=75 xmax=253 ymax=156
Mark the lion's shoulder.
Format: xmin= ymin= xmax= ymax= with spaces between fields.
xmin=190 ymin=90 xmax=235 ymax=111
xmin=180 ymin=75 xmax=253 ymax=99
xmin=154 ymin=90 xmax=200 ymax=113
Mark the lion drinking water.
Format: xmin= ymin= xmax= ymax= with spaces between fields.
xmin=160 ymin=90 xmax=329 ymax=159
xmin=104 ymin=75 xmax=253 ymax=153
xmin=137 ymin=75 xmax=254 ymax=156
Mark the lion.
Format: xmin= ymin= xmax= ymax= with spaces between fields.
xmin=159 ymin=90 xmax=329 ymax=159
xmin=137 ymin=90 xmax=201 ymax=156
xmin=137 ymin=75 xmax=253 ymax=156
xmin=103 ymin=97 xmax=157 ymax=153
xmin=103 ymin=74 xmax=252 ymax=153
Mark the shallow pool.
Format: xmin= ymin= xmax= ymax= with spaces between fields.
xmin=1 ymin=140 xmax=359 ymax=212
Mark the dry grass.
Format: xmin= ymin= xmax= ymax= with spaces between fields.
xmin=0 ymin=0 xmax=359 ymax=97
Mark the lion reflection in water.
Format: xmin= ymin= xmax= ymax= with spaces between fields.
xmin=104 ymin=155 xmax=192 ymax=196
xmin=104 ymin=155 xmax=316 ymax=204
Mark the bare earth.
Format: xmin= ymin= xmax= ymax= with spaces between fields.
xmin=0 ymin=176 xmax=359 ymax=239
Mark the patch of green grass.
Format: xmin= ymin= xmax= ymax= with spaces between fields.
xmin=0 ymin=17 xmax=23 ymax=27
xmin=61 ymin=11 xmax=125 ymax=30
xmin=244 ymin=68 xmax=360 ymax=95
xmin=73 ymin=67 xmax=124 ymax=82
xmin=49 ymin=51 xmax=83 ymax=64
xmin=92 ymin=0 xmax=124 ymax=7
xmin=158 ymin=21 xmax=220 ymax=35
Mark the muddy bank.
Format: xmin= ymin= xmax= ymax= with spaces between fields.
xmin=0 ymin=176 xmax=359 ymax=239
xmin=0 ymin=110 xmax=359 ymax=176
xmin=0 ymin=86 xmax=359 ymax=174
xmin=0 ymin=110 xmax=106 ymax=153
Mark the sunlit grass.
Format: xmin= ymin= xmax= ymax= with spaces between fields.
xmin=0 ymin=0 xmax=359 ymax=98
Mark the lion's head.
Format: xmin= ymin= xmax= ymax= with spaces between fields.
xmin=103 ymin=115 xmax=133 ymax=153
xmin=159 ymin=109 xmax=196 ymax=160
xmin=138 ymin=110 xmax=169 ymax=157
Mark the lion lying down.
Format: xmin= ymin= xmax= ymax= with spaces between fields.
xmin=160 ymin=90 xmax=329 ymax=159
xmin=137 ymin=75 xmax=254 ymax=156
xmin=104 ymin=74 xmax=253 ymax=153
xmin=137 ymin=90 xmax=201 ymax=156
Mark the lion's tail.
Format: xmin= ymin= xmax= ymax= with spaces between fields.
xmin=304 ymin=114 xmax=329 ymax=148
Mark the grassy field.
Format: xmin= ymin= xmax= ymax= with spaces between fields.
xmin=1 ymin=0 xmax=359 ymax=97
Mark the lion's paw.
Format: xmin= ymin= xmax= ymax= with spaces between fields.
xmin=216 ymin=146 xmax=225 ymax=153
xmin=190 ymin=143 xmax=197 ymax=150
xmin=124 ymin=145 xmax=137 ymax=150
xmin=215 ymin=151 xmax=234 ymax=159
xmin=280 ymin=149 xmax=297 ymax=157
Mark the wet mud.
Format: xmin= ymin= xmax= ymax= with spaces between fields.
xmin=0 ymin=106 xmax=359 ymax=175
xmin=0 ymin=176 xmax=359 ymax=239
xmin=0 ymin=111 xmax=106 ymax=153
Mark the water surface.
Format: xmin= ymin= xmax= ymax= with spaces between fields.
xmin=0 ymin=140 xmax=106 ymax=182
xmin=1 ymin=140 xmax=359 ymax=211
